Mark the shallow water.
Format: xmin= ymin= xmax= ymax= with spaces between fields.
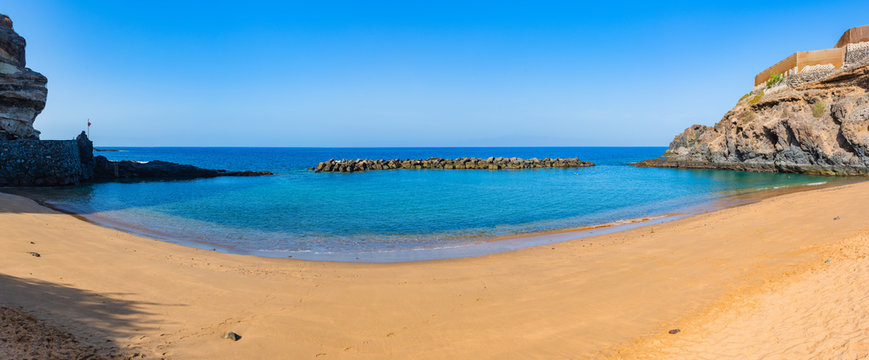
xmin=7 ymin=147 xmax=845 ymax=261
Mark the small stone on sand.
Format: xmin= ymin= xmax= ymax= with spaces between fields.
xmin=668 ymin=329 xmax=680 ymax=334
xmin=27 ymin=252 xmax=40 ymax=257
xmin=224 ymin=332 xmax=241 ymax=341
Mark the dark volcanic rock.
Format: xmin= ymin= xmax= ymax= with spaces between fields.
xmin=76 ymin=131 xmax=95 ymax=178
xmin=313 ymin=157 xmax=595 ymax=173
xmin=93 ymin=155 xmax=272 ymax=181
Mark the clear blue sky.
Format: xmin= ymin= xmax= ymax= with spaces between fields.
xmin=4 ymin=1 xmax=869 ymax=147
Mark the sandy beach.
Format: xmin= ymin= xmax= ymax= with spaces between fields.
xmin=1 ymin=181 xmax=869 ymax=359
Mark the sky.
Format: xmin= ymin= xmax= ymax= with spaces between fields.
xmin=4 ymin=0 xmax=869 ymax=147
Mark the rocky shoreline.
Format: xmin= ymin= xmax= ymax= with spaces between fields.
xmin=314 ymin=157 xmax=594 ymax=173
xmin=0 ymin=132 xmax=273 ymax=186
xmin=93 ymin=156 xmax=272 ymax=181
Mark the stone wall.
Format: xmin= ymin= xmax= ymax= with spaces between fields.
xmin=755 ymin=42 xmax=869 ymax=95
xmin=845 ymin=42 xmax=869 ymax=67
xmin=0 ymin=136 xmax=92 ymax=186
xmin=783 ymin=69 xmax=836 ymax=89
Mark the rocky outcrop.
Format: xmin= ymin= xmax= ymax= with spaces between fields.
xmin=1 ymin=131 xmax=271 ymax=186
xmin=638 ymin=64 xmax=869 ymax=175
xmin=0 ymin=14 xmax=47 ymax=140
xmin=93 ymin=156 xmax=272 ymax=181
xmin=314 ymin=157 xmax=595 ymax=173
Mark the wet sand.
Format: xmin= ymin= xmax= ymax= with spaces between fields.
xmin=1 ymin=181 xmax=868 ymax=359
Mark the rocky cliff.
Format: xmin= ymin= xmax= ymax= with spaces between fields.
xmin=0 ymin=14 xmax=47 ymax=140
xmin=638 ymin=63 xmax=869 ymax=175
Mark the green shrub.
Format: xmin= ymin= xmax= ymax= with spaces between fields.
xmin=740 ymin=111 xmax=757 ymax=124
xmin=739 ymin=93 xmax=751 ymax=102
xmin=749 ymin=91 xmax=764 ymax=105
xmin=812 ymin=101 xmax=826 ymax=118
xmin=766 ymin=72 xmax=784 ymax=87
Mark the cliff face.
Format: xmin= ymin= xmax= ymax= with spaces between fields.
xmin=640 ymin=64 xmax=869 ymax=175
xmin=0 ymin=14 xmax=47 ymax=140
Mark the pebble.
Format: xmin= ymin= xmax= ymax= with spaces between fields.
xmin=834 ymin=216 xmax=840 ymax=220
xmin=668 ymin=329 xmax=681 ymax=334
xmin=224 ymin=332 xmax=241 ymax=341
xmin=27 ymin=252 xmax=40 ymax=258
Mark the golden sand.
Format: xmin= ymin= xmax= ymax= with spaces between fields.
xmin=1 ymin=182 xmax=868 ymax=359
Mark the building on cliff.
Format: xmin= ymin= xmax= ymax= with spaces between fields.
xmin=835 ymin=24 xmax=869 ymax=48
xmin=754 ymin=24 xmax=869 ymax=87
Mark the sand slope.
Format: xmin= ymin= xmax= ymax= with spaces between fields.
xmin=612 ymin=233 xmax=869 ymax=359
xmin=1 ymin=182 xmax=868 ymax=359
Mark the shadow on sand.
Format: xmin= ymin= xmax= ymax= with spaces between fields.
xmin=0 ymin=273 xmax=182 ymax=356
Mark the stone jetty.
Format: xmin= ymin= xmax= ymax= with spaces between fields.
xmin=314 ymin=157 xmax=595 ymax=173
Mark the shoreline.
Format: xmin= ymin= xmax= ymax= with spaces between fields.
xmin=2 ymin=181 xmax=869 ymax=358
xmin=2 ymin=176 xmax=857 ymax=263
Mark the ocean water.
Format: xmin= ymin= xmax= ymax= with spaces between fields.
xmin=8 ymin=147 xmax=842 ymax=262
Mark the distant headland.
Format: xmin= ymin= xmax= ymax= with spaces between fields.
xmin=0 ymin=14 xmax=271 ymax=186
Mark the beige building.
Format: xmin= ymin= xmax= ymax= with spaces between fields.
xmin=754 ymin=24 xmax=869 ymax=86
xmin=835 ymin=24 xmax=869 ymax=48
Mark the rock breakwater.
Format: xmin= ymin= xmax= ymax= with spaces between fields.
xmin=314 ymin=157 xmax=594 ymax=173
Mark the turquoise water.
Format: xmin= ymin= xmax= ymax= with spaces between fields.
xmin=9 ymin=147 xmax=840 ymax=261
